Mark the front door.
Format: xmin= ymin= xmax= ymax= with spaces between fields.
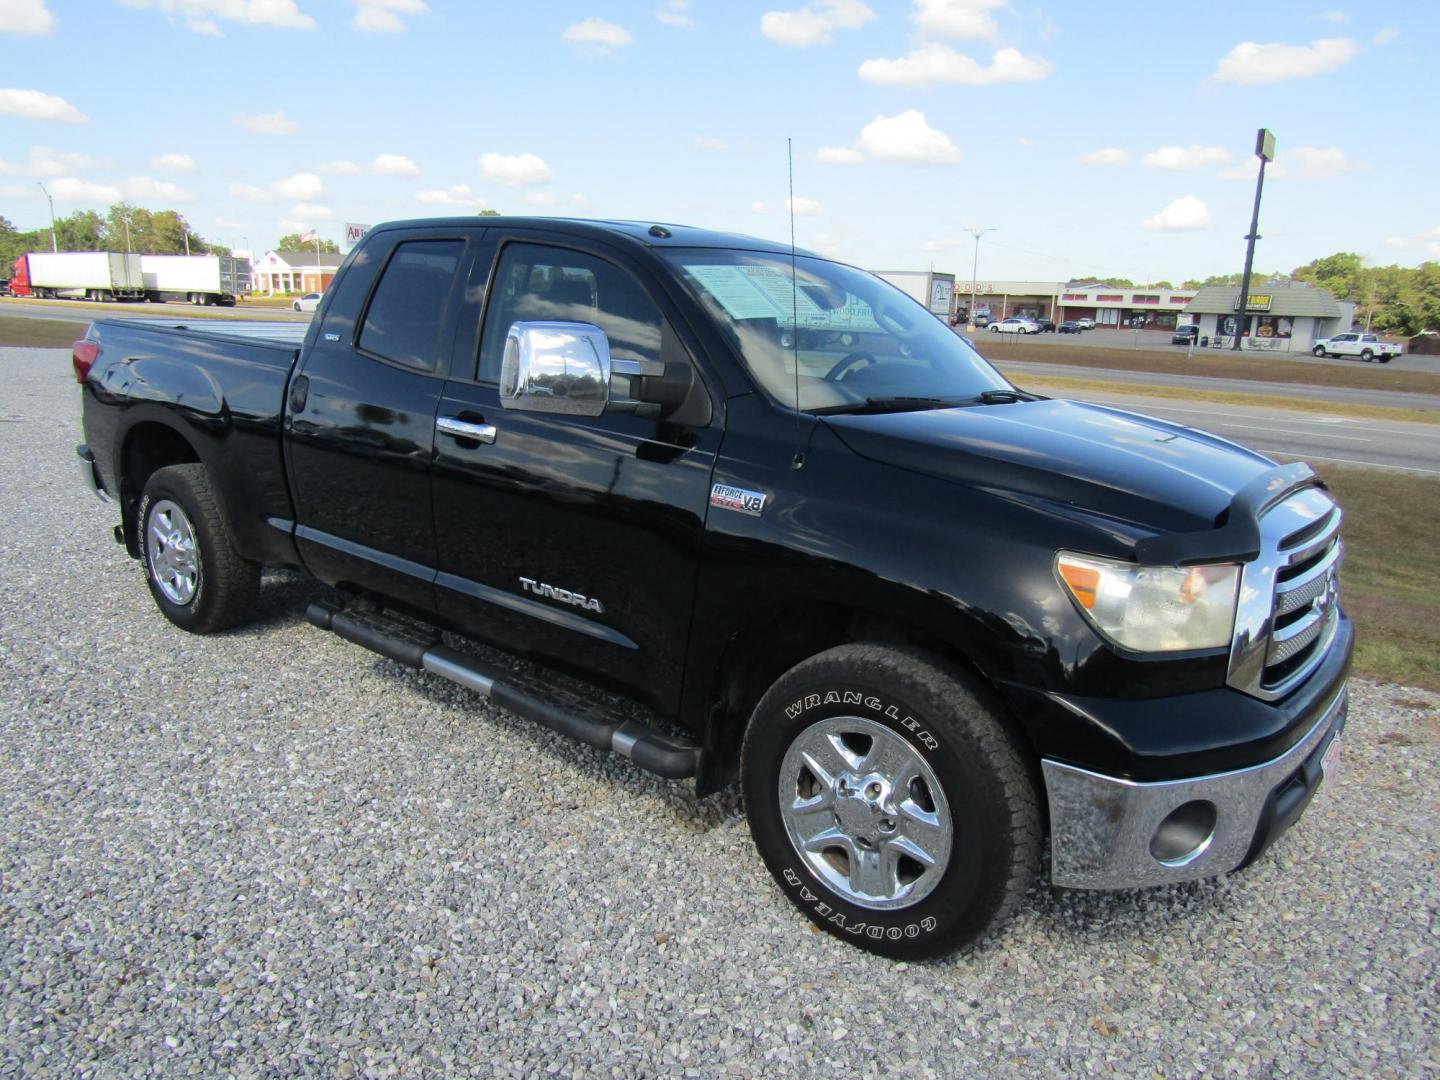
xmin=285 ymin=231 xmax=470 ymax=605
xmin=431 ymin=237 xmax=720 ymax=712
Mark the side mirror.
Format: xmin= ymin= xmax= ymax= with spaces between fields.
xmin=500 ymin=321 xmax=610 ymax=416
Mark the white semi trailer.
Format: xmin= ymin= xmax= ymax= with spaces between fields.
xmin=12 ymin=252 xmax=145 ymax=301
xmin=140 ymin=255 xmax=252 ymax=306
xmin=874 ymin=270 xmax=958 ymax=321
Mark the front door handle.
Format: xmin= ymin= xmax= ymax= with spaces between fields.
xmin=436 ymin=415 xmax=497 ymax=444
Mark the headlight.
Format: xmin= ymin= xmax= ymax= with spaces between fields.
xmin=1056 ymin=552 xmax=1240 ymax=653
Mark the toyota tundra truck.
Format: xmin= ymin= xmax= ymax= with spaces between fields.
xmin=74 ymin=217 xmax=1351 ymax=957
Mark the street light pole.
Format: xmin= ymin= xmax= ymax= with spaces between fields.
xmin=36 ymin=181 xmax=57 ymax=251
xmin=1233 ymin=128 xmax=1275 ymax=352
xmin=966 ymin=226 xmax=995 ymax=330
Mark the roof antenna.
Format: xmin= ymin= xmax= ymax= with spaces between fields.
xmin=788 ymin=137 xmax=804 ymax=470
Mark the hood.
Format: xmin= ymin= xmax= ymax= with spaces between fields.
xmin=823 ymin=398 xmax=1275 ymax=536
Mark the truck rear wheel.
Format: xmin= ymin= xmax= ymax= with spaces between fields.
xmin=138 ymin=464 xmax=259 ymax=633
xmin=741 ymin=644 xmax=1040 ymax=958
xmin=1312 ymin=346 xmax=1327 ymax=357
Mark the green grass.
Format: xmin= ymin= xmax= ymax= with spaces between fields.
xmin=1009 ymin=371 xmax=1440 ymax=426
xmin=0 ymin=315 xmax=85 ymax=348
xmin=982 ymin=336 xmax=1440 ymax=398
xmin=1314 ymin=463 xmax=1440 ymax=691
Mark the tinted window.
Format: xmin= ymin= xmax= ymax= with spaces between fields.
xmin=478 ymin=243 xmax=663 ymax=383
xmin=358 ymin=239 xmax=464 ymax=372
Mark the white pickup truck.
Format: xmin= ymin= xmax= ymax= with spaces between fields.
xmin=1312 ymin=332 xmax=1402 ymax=363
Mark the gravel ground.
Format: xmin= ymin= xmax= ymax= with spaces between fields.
xmin=2 ymin=346 xmax=1437 ymax=1078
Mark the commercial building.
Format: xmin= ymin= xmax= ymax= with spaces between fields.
xmin=1054 ymin=284 xmax=1197 ymax=331
xmin=953 ymin=280 xmax=1198 ymax=329
xmin=252 ymin=250 xmax=344 ymax=295
xmin=1183 ymin=284 xmax=1355 ymax=354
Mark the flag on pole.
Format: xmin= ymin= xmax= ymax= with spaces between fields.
xmin=298 ymin=229 xmax=319 ymax=243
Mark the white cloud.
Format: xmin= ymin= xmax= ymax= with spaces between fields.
xmin=816 ymin=146 xmax=864 ymax=164
xmin=1212 ymin=37 xmax=1358 ymax=83
xmin=1286 ymin=145 xmax=1362 ymax=178
xmin=1142 ymin=144 xmax=1232 ymax=170
xmin=655 ymin=0 xmax=691 ymax=27
xmin=0 ymin=183 xmax=32 ymax=198
xmin=121 ymin=175 xmax=194 ymax=200
xmin=316 ymin=160 xmax=363 ymax=175
xmin=0 ymin=88 xmax=88 ymax=124
xmin=1078 ymin=147 xmax=1128 ymax=165
xmin=290 ymin=202 xmax=333 ymax=219
xmin=786 ymin=196 xmax=823 ymax=216
xmin=1383 ymin=227 xmax=1440 ymax=257
xmin=150 ymin=151 xmax=197 ymax=173
xmin=234 ymin=108 xmax=298 ymax=135
xmin=371 ymin=152 xmax=420 ymax=176
xmin=353 ymin=0 xmax=427 ymax=32
xmin=760 ymin=0 xmax=874 ymax=47
xmin=417 ymin=183 xmax=477 ymax=207
xmin=751 ymin=201 xmax=770 ymax=213
xmin=569 ymin=193 xmax=590 ymax=207
xmin=1372 ymin=27 xmax=1398 ymax=46
xmin=858 ymin=43 xmax=1051 ymax=87
xmin=1 ymin=0 xmax=56 ymax=35
xmin=0 ymin=146 xmax=101 ymax=177
xmin=1316 ymin=9 xmax=1347 ymax=23
xmin=855 ymin=110 xmax=962 ymax=164
xmin=693 ymin=136 xmax=727 ymax=151
xmin=1218 ymin=145 xmax=1364 ymax=181
xmin=49 ymin=177 xmax=121 ymax=203
xmin=522 ymin=192 xmax=558 ymax=206
xmin=912 ymin=0 xmax=1004 ymax=42
xmin=187 ymin=18 xmax=220 ymax=34
xmin=563 ymin=16 xmax=633 ymax=51
xmin=479 ymin=151 xmax=552 ymax=186
xmin=1143 ymin=195 xmax=1209 ymax=231
xmin=231 ymin=172 xmax=325 ymax=200
xmin=117 ymin=0 xmax=316 ymax=30
xmin=213 ymin=216 xmax=245 ymax=230
xmin=271 ymin=172 xmax=324 ymax=200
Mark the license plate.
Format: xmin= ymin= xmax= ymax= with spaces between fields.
xmin=1320 ymin=734 xmax=1343 ymax=787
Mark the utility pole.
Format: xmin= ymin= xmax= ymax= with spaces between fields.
xmin=36 ymin=181 xmax=57 ymax=251
xmin=1233 ymin=128 xmax=1275 ymax=352
xmin=966 ymin=226 xmax=996 ymax=331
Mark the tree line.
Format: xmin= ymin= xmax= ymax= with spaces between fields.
xmin=0 ymin=203 xmax=229 ymax=270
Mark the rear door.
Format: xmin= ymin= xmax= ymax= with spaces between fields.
xmin=285 ymin=227 xmax=474 ymax=605
xmin=430 ymin=233 xmax=721 ymax=711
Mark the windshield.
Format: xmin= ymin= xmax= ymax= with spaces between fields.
xmin=662 ymin=249 xmax=1013 ymax=413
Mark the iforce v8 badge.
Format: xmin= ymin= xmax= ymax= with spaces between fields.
xmin=710 ymin=483 xmax=767 ymax=516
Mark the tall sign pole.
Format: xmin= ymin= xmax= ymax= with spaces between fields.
xmin=1233 ymin=128 xmax=1275 ymax=351
xmin=966 ymin=226 xmax=995 ymax=331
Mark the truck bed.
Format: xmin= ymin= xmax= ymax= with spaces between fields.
xmin=100 ymin=317 xmax=309 ymax=352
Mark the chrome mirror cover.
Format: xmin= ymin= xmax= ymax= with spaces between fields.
xmin=500 ymin=320 xmax=611 ymax=416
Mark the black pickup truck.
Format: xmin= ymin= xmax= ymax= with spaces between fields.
xmin=75 ymin=217 xmax=1351 ymax=957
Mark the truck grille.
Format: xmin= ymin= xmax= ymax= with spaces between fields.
xmin=1228 ymin=486 xmax=1342 ymax=701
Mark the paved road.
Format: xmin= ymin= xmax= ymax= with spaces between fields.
xmin=980 ymin=326 xmax=1438 ymax=372
xmin=1000 ymin=359 xmax=1440 ymax=412
xmin=1028 ymin=383 xmax=1440 ymax=476
xmin=0 ymin=297 xmax=310 ymax=323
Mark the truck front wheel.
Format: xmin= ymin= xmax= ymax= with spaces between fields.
xmin=1360 ymin=349 xmax=1375 ymax=362
xmin=138 ymin=464 xmax=259 ymax=633
xmin=741 ymin=644 xmax=1040 ymax=958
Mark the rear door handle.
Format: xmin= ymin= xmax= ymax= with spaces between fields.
xmin=436 ymin=416 xmax=497 ymax=444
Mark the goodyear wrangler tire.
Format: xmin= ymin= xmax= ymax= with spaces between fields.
xmin=138 ymin=464 xmax=259 ymax=634
xmin=741 ymin=644 xmax=1040 ymax=958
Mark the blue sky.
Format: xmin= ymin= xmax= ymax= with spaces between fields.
xmin=1 ymin=0 xmax=1434 ymax=282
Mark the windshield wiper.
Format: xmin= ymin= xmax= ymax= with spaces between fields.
xmin=811 ymin=396 xmax=960 ymax=416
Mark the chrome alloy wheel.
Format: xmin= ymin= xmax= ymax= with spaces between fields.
xmin=778 ymin=715 xmax=952 ymax=910
xmin=146 ymin=498 xmax=200 ymax=605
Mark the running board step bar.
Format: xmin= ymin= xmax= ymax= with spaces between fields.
xmin=304 ymin=601 xmax=701 ymax=780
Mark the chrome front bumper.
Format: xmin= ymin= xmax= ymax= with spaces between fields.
xmin=1042 ymin=686 xmax=1346 ymax=889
